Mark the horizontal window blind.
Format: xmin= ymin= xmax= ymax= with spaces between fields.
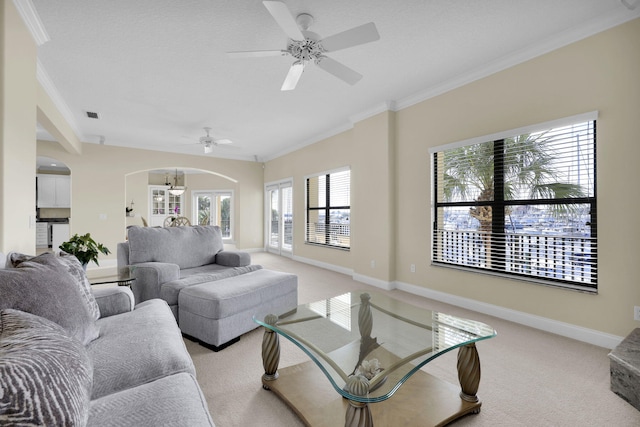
xmin=432 ymin=117 xmax=597 ymax=291
xmin=306 ymin=168 xmax=351 ymax=249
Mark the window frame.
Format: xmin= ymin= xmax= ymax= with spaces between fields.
xmin=430 ymin=112 xmax=598 ymax=292
xmin=304 ymin=167 xmax=351 ymax=250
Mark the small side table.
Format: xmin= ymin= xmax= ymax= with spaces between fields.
xmin=90 ymin=267 xmax=135 ymax=287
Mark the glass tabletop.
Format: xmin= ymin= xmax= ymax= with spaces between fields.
xmin=254 ymin=291 xmax=496 ymax=403
xmin=90 ymin=266 xmax=136 ymax=286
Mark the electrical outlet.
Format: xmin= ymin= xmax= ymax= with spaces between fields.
xmin=370 ymin=260 xmax=376 ymax=268
xmin=635 ymin=306 xmax=640 ymax=321
xmin=410 ymin=264 xmax=416 ymax=273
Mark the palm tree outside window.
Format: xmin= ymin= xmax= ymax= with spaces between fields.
xmin=431 ymin=113 xmax=597 ymax=291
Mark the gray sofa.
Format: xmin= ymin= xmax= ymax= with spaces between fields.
xmin=118 ymin=225 xmax=255 ymax=317
xmin=119 ymin=225 xmax=298 ymax=350
xmin=0 ymin=251 xmax=214 ymax=426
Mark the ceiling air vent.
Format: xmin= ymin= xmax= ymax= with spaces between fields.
xmin=86 ymin=111 xmax=100 ymax=119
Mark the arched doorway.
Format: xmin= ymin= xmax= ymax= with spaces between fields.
xmin=124 ymin=167 xmax=237 ymax=241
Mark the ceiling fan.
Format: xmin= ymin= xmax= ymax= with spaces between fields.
xmin=228 ymin=1 xmax=380 ymax=91
xmin=199 ymin=127 xmax=233 ymax=154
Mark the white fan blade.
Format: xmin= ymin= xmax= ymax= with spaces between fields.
xmin=321 ymin=22 xmax=380 ymax=52
xmin=263 ymin=1 xmax=305 ymax=41
xmin=316 ymin=57 xmax=362 ymax=85
xmin=227 ymin=50 xmax=286 ymax=58
xmin=215 ymin=139 xmax=233 ymax=145
xmin=281 ymin=61 xmax=305 ymax=91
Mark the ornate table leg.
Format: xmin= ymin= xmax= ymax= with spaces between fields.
xmin=345 ymin=375 xmax=373 ymax=427
xmin=358 ymin=293 xmax=372 ymax=339
xmin=261 ymin=314 xmax=280 ymax=390
xmin=457 ymin=342 xmax=481 ymax=407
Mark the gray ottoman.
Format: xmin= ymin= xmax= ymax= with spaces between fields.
xmin=178 ymin=269 xmax=298 ymax=350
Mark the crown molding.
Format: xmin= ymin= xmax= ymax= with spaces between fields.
xmin=262 ymin=121 xmax=354 ymax=162
xmin=395 ymin=6 xmax=640 ymax=111
xmin=348 ymin=101 xmax=396 ymax=124
xmin=36 ymin=59 xmax=85 ymax=141
xmin=12 ymin=0 xmax=49 ymax=46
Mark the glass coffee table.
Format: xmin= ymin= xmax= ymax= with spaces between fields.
xmin=254 ymin=291 xmax=496 ymax=427
xmin=90 ymin=266 xmax=136 ymax=287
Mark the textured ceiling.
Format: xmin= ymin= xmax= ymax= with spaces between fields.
xmin=30 ymin=0 xmax=640 ymax=162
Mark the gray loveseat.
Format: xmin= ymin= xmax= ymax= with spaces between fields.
xmin=0 ymin=251 xmax=214 ymax=426
xmin=119 ymin=225 xmax=298 ymax=350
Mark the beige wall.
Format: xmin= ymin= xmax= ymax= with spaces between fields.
xmin=265 ymin=18 xmax=640 ymax=337
xmin=0 ymin=1 xmax=37 ymax=253
xmin=38 ymin=140 xmax=264 ymax=256
xmin=351 ymin=112 xmax=396 ymax=282
xmin=265 ymin=129 xmax=355 ymax=269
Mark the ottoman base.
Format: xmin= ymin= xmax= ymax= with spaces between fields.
xmin=183 ymin=334 xmax=240 ymax=352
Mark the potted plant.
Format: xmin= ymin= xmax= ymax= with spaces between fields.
xmin=59 ymin=233 xmax=111 ymax=269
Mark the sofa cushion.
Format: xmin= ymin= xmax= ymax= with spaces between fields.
xmin=161 ymin=265 xmax=263 ymax=306
xmin=88 ymin=373 xmax=215 ymax=427
xmin=0 ymin=252 xmax=99 ymax=344
xmin=8 ymin=251 xmax=101 ymax=321
xmin=178 ymin=269 xmax=298 ymax=320
xmin=127 ymin=225 xmax=224 ymax=269
xmin=88 ymin=299 xmax=196 ymax=399
xmin=0 ymin=309 xmax=93 ymax=426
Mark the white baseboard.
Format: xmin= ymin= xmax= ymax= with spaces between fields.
xmin=393 ymin=280 xmax=623 ymax=349
xmin=291 ymin=255 xmax=354 ymax=276
xmin=240 ymin=247 xmax=265 ymax=253
xmin=352 ymin=273 xmax=395 ymax=291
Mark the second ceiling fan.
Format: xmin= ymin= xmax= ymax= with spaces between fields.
xmin=228 ymin=1 xmax=380 ymax=91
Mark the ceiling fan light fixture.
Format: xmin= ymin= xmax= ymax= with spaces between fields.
xmin=281 ymin=61 xmax=305 ymax=91
xmin=204 ymin=142 xmax=213 ymax=154
xmin=167 ymin=169 xmax=186 ymax=196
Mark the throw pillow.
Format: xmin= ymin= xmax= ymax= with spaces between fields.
xmin=0 ymin=252 xmax=100 ymax=344
xmin=0 ymin=309 xmax=93 ymax=426
xmin=8 ymin=251 xmax=101 ymax=321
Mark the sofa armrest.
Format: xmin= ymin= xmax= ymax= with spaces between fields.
xmin=215 ymin=250 xmax=251 ymax=267
xmin=93 ymin=287 xmax=134 ymax=318
xmin=131 ymin=262 xmax=181 ymax=303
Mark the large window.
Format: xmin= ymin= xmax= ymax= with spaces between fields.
xmin=192 ymin=191 xmax=233 ymax=239
xmin=431 ymin=113 xmax=597 ymax=291
xmin=306 ymin=168 xmax=351 ymax=249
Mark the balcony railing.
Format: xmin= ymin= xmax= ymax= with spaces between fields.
xmin=306 ymin=222 xmax=350 ymax=248
xmin=435 ymin=229 xmax=596 ymax=285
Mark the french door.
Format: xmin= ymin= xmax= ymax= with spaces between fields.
xmin=192 ymin=191 xmax=232 ymax=239
xmin=266 ymin=181 xmax=293 ymax=255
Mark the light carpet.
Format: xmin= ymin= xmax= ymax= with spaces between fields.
xmin=186 ymin=252 xmax=640 ymax=426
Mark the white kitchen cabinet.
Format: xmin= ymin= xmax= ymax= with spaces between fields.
xmin=37 ymin=174 xmax=70 ymax=208
xmin=36 ymin=222 xmax=48 ymax=248
xmin=51 ymin=223 xmax=70 ymax=252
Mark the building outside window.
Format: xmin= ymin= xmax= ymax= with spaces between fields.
xmin=431 ymin=113 xmax=597 ymax=291
xmin=306 ymin=168 xmax=351 ymax=249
